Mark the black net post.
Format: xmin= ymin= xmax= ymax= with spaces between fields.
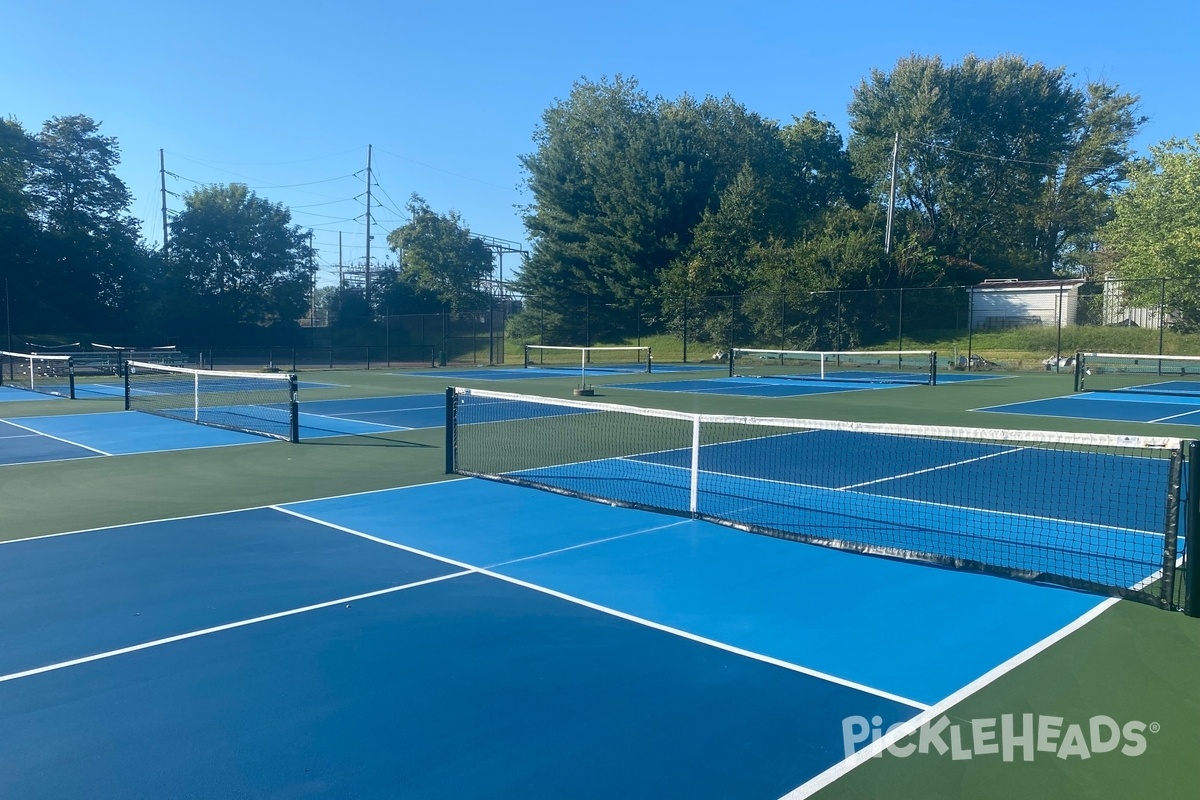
xmin=444 ymin=387 xmax=457 ymax=474
xmin=929 ymin=351 xmax=937 ymax=386
xmin=123 ymin=360 xmax=131 ymax=410
xmin=66 ymin=358 xmax=76 ymax=399
xmin=288 ymin=374 xmax=300 ymax=444
xmin=1073 ymin=352 xmax=1085 ymax=392
xmin=1161 ymin=445 xmax=1184 ymax=608
xmin=1186 ymin=441 xmax=1200 ymax=617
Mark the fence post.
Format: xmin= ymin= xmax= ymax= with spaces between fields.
xmin=489 ymin=295 xmax=495 ymax=366
xmin=1159 ymin=278 xmax=1167 ymax=356
xmin=682 ymin=296 xmax=689 ymax=363
xmin=897 ymin=288 xmax=905 ymax=356
xmin=1056 ymin=282 xmax=1065 ymax=372
xmin=779 ymin=293 xmax=786 ymax=351
xmin=585 ymin=295 xmax=591 ymax=348
xmin=967 ymin=288 xmax=974 ymax=370
xmin=836 ymin=292 xmax=843 ymax=351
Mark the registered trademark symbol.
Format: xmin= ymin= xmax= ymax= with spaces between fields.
xmin=1149 ymin=722 xmax=1161 ymax=734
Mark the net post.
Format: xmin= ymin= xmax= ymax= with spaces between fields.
xmin=288 ymin=374 xmax=300 ymax=444
xmin=1074 ymin=352 xmax=1085 ymax=392
xmin=444 ymin=387 xmax=457 ymax=474
xmin=523 ymin=345 xmax=531 ymax=369
xmin=727 ymin=348 xmax=734 ymax=378
xmin=1186 ymin=440 xmax=1200 ymax=617
xmin=123 ymin=360 xmax=131 ymax=410
xmin=66 ymin=358 xmax=76 ymax=399
xmin=929 ymin=351 xmax=937 ymax=386
xmin=689 ymin=414 xmax=700 ymax=516
xmin=1160 ymin=445 xmax=1183 ymax=609
xmin=647 ymin=346 xmax=653 ymax=374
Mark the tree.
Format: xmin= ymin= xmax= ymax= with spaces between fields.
xmin=385 ymin=194 xmax=493 ymax=313
xmin=0 ymin=119 xmax=42 ymax=334
xmin=515 ymin=76 xmax=859 ymax=343
xmin=158 ymin=183 xmax=315 ymax=340
xmin=25 ymin=115 xmax=148 ymax=331
xmin=1100 ymin=136 xmax=1200 ymax=328
xmin=848 ymin=54 xmax=1143 ymax=280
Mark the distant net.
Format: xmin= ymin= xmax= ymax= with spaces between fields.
xmin=730 ymin=349 xmax=936 ymax=385
xmin=1075 ymin=352 xmax=1200 ymax=397
xmin=524 ymin=345 xmax=653 ymax=374
xmin=0 ymin=351 xmax=75 ymax=398
xmin=446 ymin=387 xmax=1196 ymax=608
xmin=124 ymin=360 xmax=299 ymax=442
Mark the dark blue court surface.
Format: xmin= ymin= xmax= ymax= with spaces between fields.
xmin=979 ymin=391 xmax=1200 ymax=426
xmin=0 ymin=419 xmax=101 ymax=465
xmin=1 ymin=395 xmax=448 ymax=466
xmin=0 ymin=478 xmax=1104 ymax=798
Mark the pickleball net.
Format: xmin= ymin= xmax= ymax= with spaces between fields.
xmin=446 ymin=387 xmax=1199 ymax=609
xmin=524 ymin=345 xmax=652 ymax=374
xmin=0 ymin=351 xmax=76 ymax=398
xmin=1075 ymin=352 xmax=1200 ymax=397
xmin=124 ymin=360 xmax=299 ymax=442
xmin=730 ymin=348 xmax=936 ymax=385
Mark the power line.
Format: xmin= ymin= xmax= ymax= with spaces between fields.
xmin=906 ymin=137 xmax=1069 ymax=169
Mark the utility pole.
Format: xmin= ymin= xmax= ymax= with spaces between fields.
xmin=884 ymin=131 xmax=899 ymax=255
xmin=314 ymin=227 xmax=319 ymax=328
xmin=365 ymin=144 xmax=373 ymax=310
xmin=338 ymin=231 xmax=343 ymax=287
xmin=160 ymin=149 xmax=170 ymax=257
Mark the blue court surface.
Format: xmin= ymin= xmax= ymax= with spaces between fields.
xmin=614 ymin=376 xmax=905 ymax=397
xmin=979 ymin=390 xmax=1200 ymax=426
xmin=611 ymin=372 xmax=996 ymax=398
xmin=0 ymin=386 xmax=63 ymax=403
xmin=0 ymin=394 xmax=447 ymax=467
xmin=399 ymin=363 xmax=722 ymax=381
xmin=0 ymin=477 xmax=1107 ymax=798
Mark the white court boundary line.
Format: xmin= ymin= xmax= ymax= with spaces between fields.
xmin=0 ymin=417 xmax=112 ymax=456
xmin=836 ymin=447 xmax=1027 ymax=490
xmin=273 ymin=506 xmax=928 ymax=711
xmin=778 ymin=598 xmax=1119 ymax=799
xmin=1149 ymin=408 xmax=1200 ymax=424
xmin=0 ymin=571 xmax=474 ymax=685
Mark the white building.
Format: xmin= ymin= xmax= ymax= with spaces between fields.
xmin=968 ymin=278 xmax=1085 ymax=331
xmin=1102 ymin=275 xmax=1168 ymax=328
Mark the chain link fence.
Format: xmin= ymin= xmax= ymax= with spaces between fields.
xmin=504 ymin=277 xmax=1197 ymax=372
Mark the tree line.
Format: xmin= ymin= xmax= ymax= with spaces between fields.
xmin=511 ymin=56 xmax=1179 ymax=345
xmin=2 ymin=53 xmax=1197 ymax=348
xmin=0 ymin=118 xmax=493 ymax=346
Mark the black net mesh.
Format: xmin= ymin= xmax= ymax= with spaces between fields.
xmin=125 ymin=361 xmax=297 ymax=442
xmin=449 ymin=388 xmax=1189 ymax=608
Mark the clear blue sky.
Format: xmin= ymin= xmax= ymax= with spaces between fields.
xmin=4 ymin=0 xmax=1196 ymax=286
